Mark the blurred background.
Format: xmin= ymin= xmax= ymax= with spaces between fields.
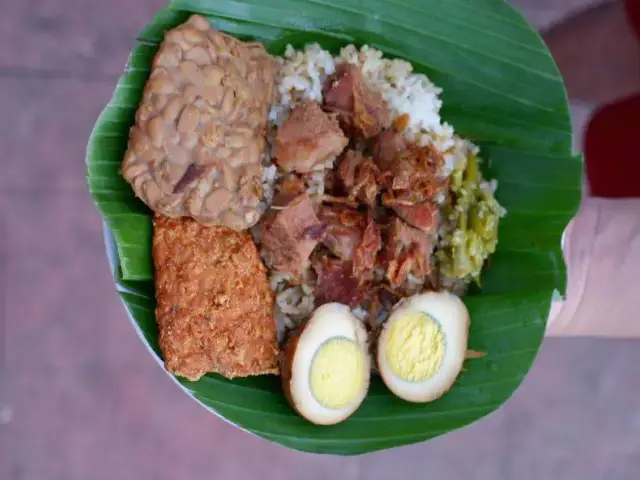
xmin=2 ymin=0 xmax=639 ymax=478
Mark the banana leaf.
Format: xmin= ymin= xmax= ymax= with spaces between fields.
xmin=86 ymin=0 xmax=581 ymax=455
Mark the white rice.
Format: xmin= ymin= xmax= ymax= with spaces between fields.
xmin=255 ymin=43 xmax=497 ymax=336
xmin=269 ymin=44 xmax=337 ymax=126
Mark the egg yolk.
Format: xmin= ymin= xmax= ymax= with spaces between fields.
xmin=310 ymin=337 xmax=365 ymax=409
xmin=385 ymin=312 xmax=445 ymax=382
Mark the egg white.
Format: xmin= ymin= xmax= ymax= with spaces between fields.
xmin=377 ymin=291 xmax=470 ymax=403
xmin=288 ymin=303 xmax=370 ymax=425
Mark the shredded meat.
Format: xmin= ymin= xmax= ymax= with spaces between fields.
xmin=381 ymin=217 xmax=432 ymax=287
xmin=337 ymin=150 xmax=382 ymax=206
xmin=389 ymin=143 xmax=445 ymax=200
xmin=372 ymin=129 xmax=407 ymax=172
xmin=318 ymin=205 xmax=367 ymax=261
xmin=261 ymin=191 xmax=326 ymax=276
xmin=322 ymin=168 xmax=339 ymax=195
xmin=273 ymin=174 xmax=306 ymax=205
xmin=323 ymin=64 xmax=390 ymax=139
xmin=381 ymin=197 xmax=438 ymax=233
xmin=337 ymin=150 xmax=360 ymax=190
xmin=353 ymin=215 xmax=382 ymax=281
xmin=273 ymin=99 xmax=348 ymax=173
xmin=266 ymin=84 xmax=448 ymax=309
xmin=313 ymin=257 xmax=367 ymax=308
xmin=374 ymin=137 xmax=446 ymax=232
xmin=317 ymin=205 xmax=381 ymax=282
xmin=319 ymin=194 xmax=359 ymax=208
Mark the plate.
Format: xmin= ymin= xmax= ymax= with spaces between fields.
xmin=87 ymin=0 xmax=581 ymax=455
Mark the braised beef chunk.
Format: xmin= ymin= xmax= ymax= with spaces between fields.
xmin=381 ymin=217 xmax=432 ymax=287
xmin=353 ymin=159 xmax=381 ymax=206
xmin=261 ymin=70 xmax=447 ymax=297
xmin=323 ymin=64 xmax=390 ymax=139
xmin=337 ymin=150 xmax=382 ymax=207
xmin=323 ymin=64 xmax=354 ymax=113
xmin=323 ymin=168 xmax=339 ymax=195
xmin=381 ymin=196 xmax=438 ymax=233
xmin=318 ymin=205 xmax=382 ymax=283
xmin=261 ymin=192 xmax=325 ymax=276
xmin=372 ymin=129 xmax=407 ymax=172
xmin=397 ymin=145 xmax=444 ymax=198
xmin=273 ymin=99 xmax=348 ymax=173
xmin=353 ymin=215 xmax=382 ymax=281
xmin=306 ymin=223 xmax=329 ymax=241
xmin=337 ymin=150 xmax=361 ymax=190
xmin=318 ymin=205 xmax=367 ymax=261
xmin=313 ymin=257 xmax=366 ymax=308
xmin=274 ymin=174 xmax=306 ymax=206
xmin=376 ymin=142 xmax=445 ymax=232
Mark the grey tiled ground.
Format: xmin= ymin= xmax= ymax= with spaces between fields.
xmin=2 ymin=1 xmax=639 ymax=479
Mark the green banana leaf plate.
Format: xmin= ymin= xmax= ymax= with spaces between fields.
xmin=86 ymin=0 xmax=581 ymax=455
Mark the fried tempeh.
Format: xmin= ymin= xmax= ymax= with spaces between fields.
xmin=122 ymin=15 xmax=277 ymax=230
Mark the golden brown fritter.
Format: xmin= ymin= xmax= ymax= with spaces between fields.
xmin=153 ymin=215 xmax=279 ymax=380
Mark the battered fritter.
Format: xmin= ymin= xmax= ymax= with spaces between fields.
xmin=153 ymin=215 xmax=279 ymax=380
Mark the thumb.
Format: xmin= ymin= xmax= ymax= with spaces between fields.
xmin=546 ymin=200 xmax=597 ymax=336
xmin=547 ymin=198 xmax=640 ymax=338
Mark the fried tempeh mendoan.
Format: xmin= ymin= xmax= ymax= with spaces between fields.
xmin=153 ymin=215 xmax=279 ymax=380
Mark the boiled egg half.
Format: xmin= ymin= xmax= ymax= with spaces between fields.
xmin=281 ymin=303 xmax=370 ymax=425
xmin=377 ymin=291 xmax=469 ymax=403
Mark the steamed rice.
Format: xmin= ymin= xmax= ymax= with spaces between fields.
xmin=255 ymin=43 xmax=502 ymax=337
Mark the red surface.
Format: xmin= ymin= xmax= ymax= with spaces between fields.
xmin=626 ymin=0 xmax=640 ymax=39
xmin=585 ymin=94 xmax=640 ymax=197
xmin=584 ymin=0 xmax=640 ymax=198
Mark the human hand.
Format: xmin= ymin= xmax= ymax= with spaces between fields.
xmin=543 ymin=0 xmax=640 ymax=338
xmin=547 ymin=197 xmax=640 ymax=338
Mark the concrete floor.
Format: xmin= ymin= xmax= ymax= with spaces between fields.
xmin=2 ymin=1 xmax=639 ymax=479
